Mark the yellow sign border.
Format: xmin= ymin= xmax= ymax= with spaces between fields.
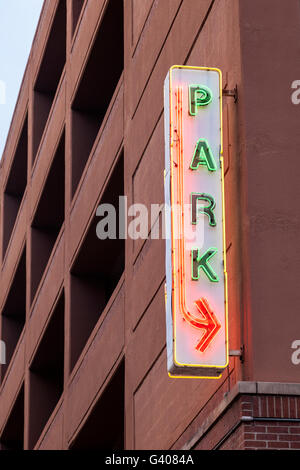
xmin=168 ymin=65 xmax=229 ymax=377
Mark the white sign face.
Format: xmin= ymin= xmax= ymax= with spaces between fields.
xmin=164 ymin=66 xmax=228 ymax=378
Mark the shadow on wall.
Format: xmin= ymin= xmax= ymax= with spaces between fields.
xmin=0 ymin=341 xmax=5 ymax=364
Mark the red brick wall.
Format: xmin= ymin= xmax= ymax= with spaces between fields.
xmin=244 ymin=421 xmax=300 ymax=450
xmin=192 ymin=394 xmax=300 ymax=450
xmin=242 ymin=395 xmax=300 ymax=450
xmin=219 ymin=425 xmax=244 ymax=450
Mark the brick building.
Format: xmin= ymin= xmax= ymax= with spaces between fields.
xmin=0 ymin=0 xmax=300 ymax=450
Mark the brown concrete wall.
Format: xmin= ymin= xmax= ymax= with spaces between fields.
xmin=239 ymin=0 xmax=300 ymax=382
xmin=124 ymin=0 xmax=244 ymax=449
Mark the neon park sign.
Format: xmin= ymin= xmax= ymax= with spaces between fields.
xmin=164 ymin=66 xmax=228 ymax=378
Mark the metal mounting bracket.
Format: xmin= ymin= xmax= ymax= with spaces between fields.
xmin=223 ymin=85 xmax=238 ymax=103
xmin=229 ymin=345 xmax=244 ymax=363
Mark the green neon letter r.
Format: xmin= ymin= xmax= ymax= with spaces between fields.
xmin=191 ymin=193 xmax=216 ymax=227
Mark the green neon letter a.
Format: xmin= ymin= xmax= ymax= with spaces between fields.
xmin=190 ymin=139 xmax=217 ymax=172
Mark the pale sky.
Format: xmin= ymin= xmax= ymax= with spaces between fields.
xmin=0 ymin=0 xmax=44 ymax=159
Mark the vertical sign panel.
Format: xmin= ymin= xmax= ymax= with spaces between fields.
xmin=164 ymin=66 xmax=228 ymax=378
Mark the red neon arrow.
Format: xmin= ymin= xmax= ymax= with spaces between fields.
xmin=180 ymin=298 xmax=221 ymax=352
xmin=194 ymin=298 xmax=221 ymax=352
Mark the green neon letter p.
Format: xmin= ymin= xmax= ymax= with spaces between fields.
xmin=189 ymin=85 xmax=212 ymax=116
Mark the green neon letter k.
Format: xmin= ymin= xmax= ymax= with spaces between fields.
xmin=191 ymin=248 xmax=219 ymax=282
